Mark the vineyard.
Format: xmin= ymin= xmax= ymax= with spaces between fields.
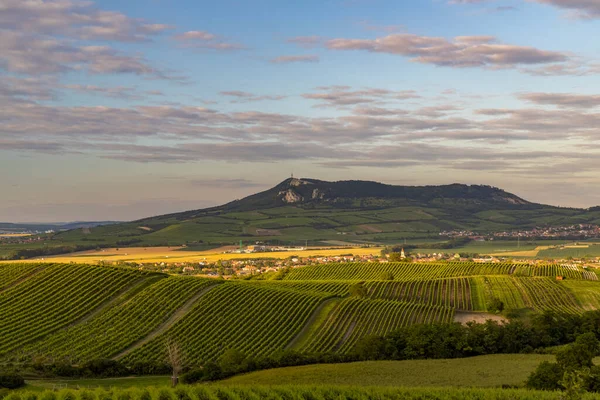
xmin=122 ymin=282 xmax=332 ymax=364
xmin=283 ymin=261 xmax=599 ymax=282
xmin=1 ymin=261 xmax=600 ymax=365
xmin=0 ymin=262 xmax=48 ymax=290
xmin=19 ymin=276 xmax=216 ymax=363
xmin=0 ymin=264 xmax=146 ymax=357
xmin=364 ymin=278 xmax=473 ymax=310
xmin=299 ymin=298 xmax=454 ymax=354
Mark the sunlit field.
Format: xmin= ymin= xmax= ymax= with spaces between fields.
xmin=1 ymin=246 xmax=383 ymax=264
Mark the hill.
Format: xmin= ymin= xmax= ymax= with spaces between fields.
xmin=5 ymin=178 xmax=600 ymax=258
xmin=2 ymin=261 xmax=600 ymax=366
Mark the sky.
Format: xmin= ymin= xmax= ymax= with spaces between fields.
xmin=2 ymin=0 xmax=600 ymax=222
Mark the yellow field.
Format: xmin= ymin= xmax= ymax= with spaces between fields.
xmin=1 ymin=246 xmax=383 ymax=264
xmin=0 ymin=233 xmax=33 ymax=238
xmin=488 ymin=245 xmax=552 ymax=258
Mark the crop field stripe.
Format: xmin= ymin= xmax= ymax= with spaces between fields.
xmin=0 ymin=264 xmax=144 ymax=357
xmin=22 ymin=276 xmax=216 ymax=363
xmin=122 ymin=282 xmax=328 ymax=364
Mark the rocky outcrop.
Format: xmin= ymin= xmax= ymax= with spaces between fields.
xmin=279 ymin=189 xmax=303 ymax=203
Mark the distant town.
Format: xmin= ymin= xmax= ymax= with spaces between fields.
xmin=440 ymin=224 xmax=600 ymax=240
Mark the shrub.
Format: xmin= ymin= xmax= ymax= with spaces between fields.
xmin=487 ymin=297 xmax=504 ymax=314
xmin=181 ymin=369 xmax=204 ymax=385
xmin=157 ymin=390 xmax=172 ymax=400
xmin=526 ymin=361 xmax=564 ymax=391
xmin=219 ymin=349 xmax=247 ymax=373
xmin=0 ymin=374 xmax=25 ymax=390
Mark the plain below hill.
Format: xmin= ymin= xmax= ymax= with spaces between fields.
xmin=10 ymin=178 xmax=600 ymax=257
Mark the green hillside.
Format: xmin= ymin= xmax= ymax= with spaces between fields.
xmin=2 ymin=261 xmax=600 ymax=368
xmin=6 ymin=178 xmax=600 ymax=259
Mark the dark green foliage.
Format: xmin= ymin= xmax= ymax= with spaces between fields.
xmin=349 ymin=282 xmax=366 ymax=297
xmin=487 ymin=297 xmax=505 ymax=314
xmin=0 ymin=374 xmax=25 ymax=390
xmin=527 ymin=333 xmax=600 ymax=393
xmin=81 ymin=359 xmax=129 ymax=378
xmin=353 ymin=336 xmax=394 ymax=360
xmin=157 ymin=389 xmax=172 ymax=400
xmin=219 ymin=349 xmax=247 ymax=373
xmin=181 ymin=369 xmax=204 ymax=385
xmin=556 ymin=333 xmax=599 ymax=371
xmin=526 ymin=361 xmax=563 ymax=391
xmin=379 ymin=271 xmax=394 ymax=280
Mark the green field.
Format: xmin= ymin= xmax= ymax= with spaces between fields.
xmin=223 ymin=354 xmax=556 ymax=388
xmin=2 ymin=261 xmax=600 ymax=366
xmin=13 ymin=384 xmax=600 ymax=399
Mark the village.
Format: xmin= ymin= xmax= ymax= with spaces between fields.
xmin=440 ymin=224 xmax=600 ymax=240
xmin=116 ymin=246 xmax=600 ymax=279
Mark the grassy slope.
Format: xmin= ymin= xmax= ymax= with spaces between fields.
xmin=222 ymin=354 xmax=555 ymax=388
xmin=4 ymin=202 xmax=600 ymax=260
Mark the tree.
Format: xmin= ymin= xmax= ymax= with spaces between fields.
xmin=379 ymin=271 xmax=394 ymax=280
xmin=349 ymin=282 xmax=367 ymax=298
xmin=557 ymin=333 xmax=599 ymax=371
xmin=487 ymin=297 xmax=504 ymax=314
xmin=219 ymin=348 xmax=246 ymax=373
xmin=165 ymin=338 xmax=184 ymax=387
xmin=526 ymin=361 xmax=563 ymax=391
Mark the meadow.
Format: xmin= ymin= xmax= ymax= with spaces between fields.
xmin=12 ymin=384 xmax=600 ymax=400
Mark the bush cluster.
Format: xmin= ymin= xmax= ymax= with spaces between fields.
xmin=31 ymin=360 xmax=170 ymax=378
xmin=0 ymin=374 xmax=25 ymax=390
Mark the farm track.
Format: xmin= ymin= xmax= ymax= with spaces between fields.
xmin=113 ymin=282 xmax=220 ymax=360
xmin=0 ymin=264 xmax=48 ymax=293
xmin=285 ymin=296 xmax=340 ymax=350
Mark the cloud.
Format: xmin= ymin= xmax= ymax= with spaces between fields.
xmin=172 ymin=30 xmax=244 ymax=51
xmin=287 ymin=36 xmax=322 ymax=48
xmin=530 ymin=0 xmax=600 ymax=19
xmin=185 ymin=178 xmax=267 ymax=189
xmin=220 ymin=91 xmax=287 ymax=102
xmin=449 ymin=0 xmax=600 ymax=19
xmin=0 ymin=0 xmax=172 ymax=42
xmin=302 ymin=87 xmax=420 ymax=107
xmin=270 ymin=55 xmax=320 ymax=64
xmin=325 ymin=33 xmax=570 ymax=70
xmin=518 ymin=92 xmax=600 ymax=108
xmin=63 ymin=84 xmax=142 ymax=99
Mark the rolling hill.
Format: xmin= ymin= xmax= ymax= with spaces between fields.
xmin=1 ymin=261 xmax=599 ymax=366
xmin=6 ymin=178 xmax=600 ymax=258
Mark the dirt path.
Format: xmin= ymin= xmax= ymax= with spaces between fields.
xmin=454 ymin=311 xmax=507 ymax=325
xmin=334 ymin=321 xmax=357 ymax=351
xmin=112 ymin=283 xmax=220 ymax=360
xmin=285 ymin=297 xmax=339 ymax=350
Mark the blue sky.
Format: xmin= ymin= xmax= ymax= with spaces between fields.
xmin=2 ymin=0 xmax=600 ymax=221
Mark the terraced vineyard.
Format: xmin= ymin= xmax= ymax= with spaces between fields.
xmin=0 ymin=262 xmax=48 ymax=290
xmin=122 ymin=282 xmax=332 ymax=364
xmin=364 ymin=278 xmax=473 ymax=310
xmin=20 ymin=276 xmax=216 ymax=363
xmin=1 ymin=261 xmax=600 ymax=365
xmin=299 ymin=298 xmax=454 ymax=354
xmin=0 ymin=264 xmax=146 ymax=357
xmin=246 ymin=280 xmax=350 ymax=296
xmin=283 ymin=262 xmax=517 ymax=281
xmin=513 ymin=264 xmax=599 ymax=280
xmin=479 ymin=276 xmax=583 ymax=313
